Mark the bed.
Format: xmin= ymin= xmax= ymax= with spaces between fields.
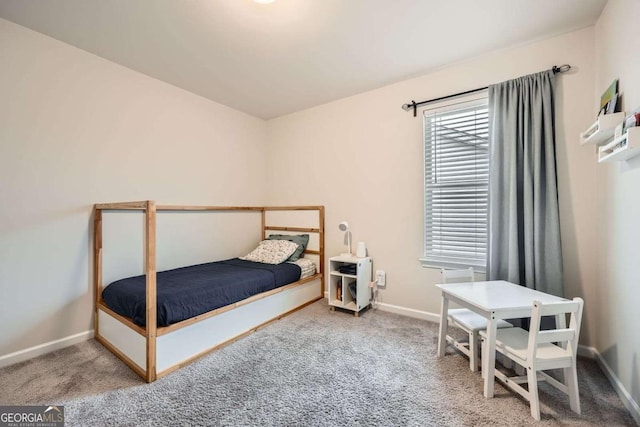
xmin=93 ymin=201 xmax=324 ymax=382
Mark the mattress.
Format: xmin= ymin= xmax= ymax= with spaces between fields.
xmin=288 ymin=258 xmax=316 ymax=279
xmin=102 ymin=258 xmax=302 ymax=327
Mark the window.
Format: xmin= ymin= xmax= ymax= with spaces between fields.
xmin=421 ymin=95 xmax=489 ymax=271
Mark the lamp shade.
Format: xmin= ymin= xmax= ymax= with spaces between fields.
xmin=338 ymin=221 xmax=351 ymax=256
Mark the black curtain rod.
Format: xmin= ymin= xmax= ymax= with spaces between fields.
xmin=401 ymin=64 xmax=571 ymax=117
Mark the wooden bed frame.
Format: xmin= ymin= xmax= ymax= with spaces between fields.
xmin=93 ymin=201 xmax=324 ymax=382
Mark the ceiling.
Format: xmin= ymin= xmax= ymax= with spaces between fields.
xmin=0 ymin=0 xmax=607 ymax=119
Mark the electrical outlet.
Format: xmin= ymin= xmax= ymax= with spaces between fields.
xmin=375 ymin=270 xmax=386 ymax=287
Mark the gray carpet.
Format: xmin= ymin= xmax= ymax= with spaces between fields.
xmin=0 ymin=300 xmax=636 ymax=426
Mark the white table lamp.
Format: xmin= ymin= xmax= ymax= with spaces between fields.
xmin=338 ymin=221 xmax=352 ymax=257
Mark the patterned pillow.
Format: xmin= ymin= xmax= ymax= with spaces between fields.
xmin=240 ymin=240 xmax=299 ymax=264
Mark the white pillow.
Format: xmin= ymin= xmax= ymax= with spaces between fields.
xmin=240 ymin=240 xmax=299 ymax=264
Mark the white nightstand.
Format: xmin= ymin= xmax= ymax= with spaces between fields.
xmin=327 ymin=255 xmax=372 ymax=317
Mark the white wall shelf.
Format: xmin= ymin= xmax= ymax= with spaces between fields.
xmin=580 ymin=112 xmax=626 ymax=145
xmin=328 ymin=256 xmax=372 ymax=317
xmin=598 ymin=127 xmax=640 ymax=163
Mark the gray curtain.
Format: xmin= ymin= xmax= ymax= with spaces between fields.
xmin=487 ymin=70 xmax=563 ymax=297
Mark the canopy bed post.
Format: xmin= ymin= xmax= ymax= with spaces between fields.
xmin=318 ymin=206 xmax=325 ymax=294
xmin=93 ymin=207 xmax=102 ymax=338
xmin=145 ymin=200 xmax=157 ymax=382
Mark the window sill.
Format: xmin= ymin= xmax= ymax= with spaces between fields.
xmin=419 ymin=258 xmax=486 ymax=274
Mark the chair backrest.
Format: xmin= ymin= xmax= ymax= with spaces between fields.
xmin=527 ymin=297 xmax=584 ymax=361
xmin=441 ymin=267 xmax=474 ymax=284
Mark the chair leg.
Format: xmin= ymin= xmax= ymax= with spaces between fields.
xmin=527 ymin=367 xmax=541 ymax=420
xmin=469 ymin=331 xmax=479 ymax=372
xmin=480 ymin=337 xmax=486 ymax=379
xmin=565 ymin=365 xmax=581 ymax=414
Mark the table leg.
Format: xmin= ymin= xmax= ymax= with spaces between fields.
xmin=437 ymin=295 xmax=449 ymax=357
xmin=483 ymin=315 xmax=497 ymax=398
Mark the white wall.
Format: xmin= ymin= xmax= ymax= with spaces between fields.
xmin=0 ymin=18 xmax=268 ymax=357
xmin=594 ymin=0 xmax=640 ymax=409
xmin=267 ymin=28 xmax=599 ymax=340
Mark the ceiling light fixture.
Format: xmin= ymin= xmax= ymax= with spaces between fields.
xmin=254 ymin=0 xmax=275 ymax=4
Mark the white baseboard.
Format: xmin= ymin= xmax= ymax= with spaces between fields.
xmin=577 ymin=344 xmax=598 ymax=359
xmin=578 ymin=344 xmax=640 ymax=425
xmin=375 ymin=302 xmax=441 ymax=323
xmin=0 ymin=330 xmax=94 ymax=369
xmin=323 ymin=291 xmax=440 ymax=322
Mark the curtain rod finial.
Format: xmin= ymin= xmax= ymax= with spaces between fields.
xmin=553 ymin=64 xmax=571 ymax=74
xmin=401 ymin=100 xmax=418 ymax=117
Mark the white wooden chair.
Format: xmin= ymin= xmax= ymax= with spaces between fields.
xmin=441 ymin=268 xmax=512 ymax=371
xmin=480 ymin=297 xmax=584 ymax=420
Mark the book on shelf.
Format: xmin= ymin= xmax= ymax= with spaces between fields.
xmin=600 ymin=79 xmax=618 ymax=110
xmin=348 ymin=281 xmax=357 ymax=300
xmin=338 ymin=264 xmax=357 ymax=275
xmin=624 ymin=112 xmax=640 ymax=132
xmin=605 ymin=94 xmax=619 ymax=114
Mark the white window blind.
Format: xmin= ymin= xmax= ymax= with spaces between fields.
xmin=421 ymin=97 xmax=489 ymax=271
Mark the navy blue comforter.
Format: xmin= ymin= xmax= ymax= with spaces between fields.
xmin=102 ymin=258 xmax=301 ymax=327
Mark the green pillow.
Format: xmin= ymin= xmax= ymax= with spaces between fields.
xmin=267 ymin=234 xmax=309 ymax=261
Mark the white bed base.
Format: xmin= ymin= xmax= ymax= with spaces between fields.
xmin=98 ymin=278 xmax=321 ymax=376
